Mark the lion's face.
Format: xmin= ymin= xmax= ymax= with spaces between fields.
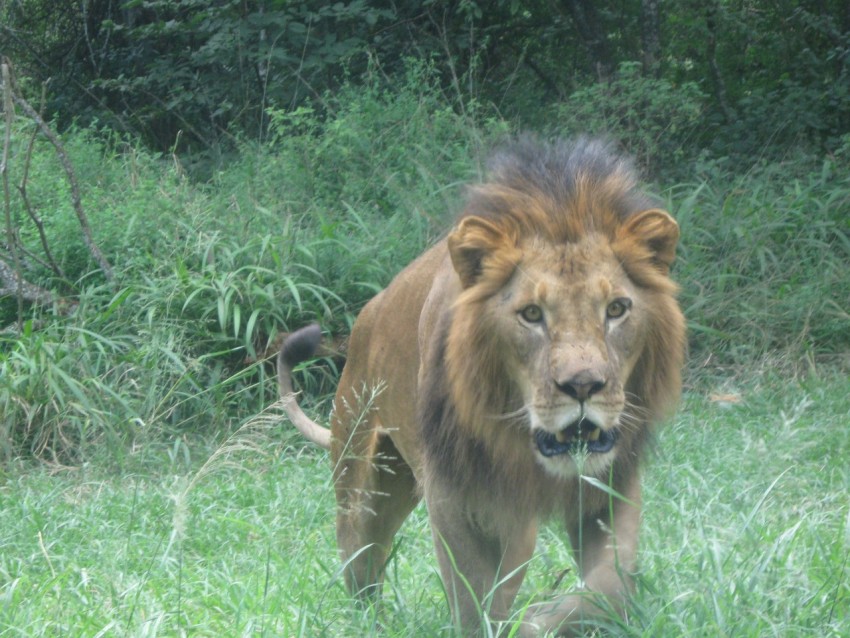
xmin=444 ymin=179 xmax=684 ymax=487
xmin=472 ymin=233 xmax=655 ymax=478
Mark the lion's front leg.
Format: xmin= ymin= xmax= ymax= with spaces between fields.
xmin=525 ymin=478 xmax=641 ymax=636
xmin=522 ymin=569 xmax=631 ymax=637
xmin=426 ymin=488 xmax=538 ymax=636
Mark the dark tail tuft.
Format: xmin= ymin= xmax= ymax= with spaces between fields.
xmin=281 ymin=323 xmax=322 ymax=369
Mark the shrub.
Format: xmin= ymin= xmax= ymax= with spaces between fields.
xmin=0 ymin=61 xmax=504 ymax=462
xmin=214 ymin=60 xmax=507 ymax=329
xmin=673 ymin=157 xmax=850 ymax=368
xmin=548 ymin=62 xmax=706 ymax=177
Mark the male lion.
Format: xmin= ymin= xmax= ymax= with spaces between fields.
xmin=278 ymin=138 xmax=685 ymax=636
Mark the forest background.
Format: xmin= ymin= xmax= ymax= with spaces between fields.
xmin=0 ymin=1 xmax=848 ymax=636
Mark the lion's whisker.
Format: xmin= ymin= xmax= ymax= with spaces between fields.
xmin=488 ymin=405 xmax=530 ymax=422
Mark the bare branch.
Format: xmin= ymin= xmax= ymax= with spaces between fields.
xmin=705 ymin=3 xmax=734 ymax=124
xmin=0 ymin=67 xmax=114 ymax=282
xmin=16 ymin=81 xmax=66 ymax=280
xmin=2 ymin=61 xmax=26 ymax=329
xmin=0 ymin=256 xmax=54 ymax=305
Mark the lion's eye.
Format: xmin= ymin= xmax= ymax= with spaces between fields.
xmin=520 ymin=304 xmax=544 ymax=323
xmin=606 ymin=298 xmax=632 ymax=320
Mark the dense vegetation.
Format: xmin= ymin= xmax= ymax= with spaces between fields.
xmin=1 ymin=380 xmax=848 ymax=636
xmin=0 ymin=3 xmax=848 ymax=636
xmin=1 ymin=1 xmax=849 ymax=463
xmin=3 ymin=0 xmax=849 ymax=165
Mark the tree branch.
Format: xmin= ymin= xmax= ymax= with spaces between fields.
xmin=0 ymin=256 xmax=56 ymax=305
xmin=2 ymin=61 xmax=25 ymax=329
xmin=16 ymin=81 xmax=67 ymax=280
xmin=0 ymin=67 xmax=114 ymax=282
xmin=641 ymin=0 xmax=661 ymax=78
xmin=706 ymin=3 xmax=734 ymax=124
xmin=555 ymin=0 xmax=614 ymax=80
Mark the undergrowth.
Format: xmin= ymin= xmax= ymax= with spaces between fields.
xmin=1 ymin=60 xmax=848 ymax=465
xmin=0 ymin=376 xmax=847 ymax=636
xmin=0 ymin=63 xmax=507 ymax=463
xmin=673 ymin=157 xmax=850 ymax=368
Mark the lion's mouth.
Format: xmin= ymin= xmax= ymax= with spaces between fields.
xmin=534 ymin=419 xmax=617 ymax=457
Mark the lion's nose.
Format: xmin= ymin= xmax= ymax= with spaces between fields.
xmin=556 ymin=370 xmax=607 ymax=401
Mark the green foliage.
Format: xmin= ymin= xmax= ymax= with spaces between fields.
xmin=2 ymin=0 xmax=391 ymax=151
xmin=213 ymin=60 xmax=506 ymax=326
xmin=549 ymin=62 xmax=706 ymax=176
xmin=663 ymin=1 xmax=850 ymax=159
xmin=0 ymin=123 xmax=191 ymax=290
xmin=4 ymin=0 xmax=847 ymax=167
xmin=0 ymin=281 xmax=246 ymax=465
xmin=0 ymin=63 xmax=501 ymax=462
xmin=0 ymin=377 xmax=848 ymax=635
xmin=673 ymin=157 xmax=850 ymax=365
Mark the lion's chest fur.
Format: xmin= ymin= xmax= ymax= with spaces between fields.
xmin=331 ymin=237 xmax=639 ymax=527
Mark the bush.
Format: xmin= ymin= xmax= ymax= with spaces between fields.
xmin=213 ymin=60 xmax=507 ymax=329
xmin=673 ymin=157 xmax=850 ymax=368
xmin=548 ymin=62 xmax=706 ymax=177
xmin=0 ymin=289 xmax=206 ymax=464
xmin=0 ymin=61 xmax=504 ymax=462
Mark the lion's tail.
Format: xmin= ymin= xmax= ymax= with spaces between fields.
xmin=277 ymin=323 xmax=332 ymax=450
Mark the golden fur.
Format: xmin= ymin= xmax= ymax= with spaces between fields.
xmin=279 ymin=138 xmax=686 ymax=636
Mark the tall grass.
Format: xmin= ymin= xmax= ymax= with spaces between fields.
xmin=672 ymin=157 xmax=850 ymax=369
xmin=1 ymin=58 xmax=848 ymax=467
xmin=0 ymin=376 xmax=847 ymax=636
xmin=0 ymin=62 xmax=508 ymax=463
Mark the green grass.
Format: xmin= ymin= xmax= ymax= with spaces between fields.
xmin=0 ymin=65 xmax=505 ymax=463
xmin=636 ymin=376 xmax=850 ymax=637
xmin=3 ymin=61 xmax=849 ymax=463
xmin=2 ymin=375 xmax=847 ymax=636
xmin=671 ymin=157 xmax=850 ymax=368
xmin=1 ymin=58 xmax=848 ymax=636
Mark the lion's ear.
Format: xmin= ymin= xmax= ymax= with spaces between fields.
xmin=448 ymin=216 xmax=517 ymax=288
xmin=618 ymin=209 xmax=680 ymax=272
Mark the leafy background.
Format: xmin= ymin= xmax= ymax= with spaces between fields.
xmin=0 ymin=2 xmax=848 ymax=635
xmin=0 ymin=0 xmax=847 ymax=465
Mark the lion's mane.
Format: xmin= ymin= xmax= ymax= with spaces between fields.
xmin=419 ymin=138 xmax=685 ymax=518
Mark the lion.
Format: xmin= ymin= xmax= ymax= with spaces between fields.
xmin=277 ymin=138 xmax=686 ymax=636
